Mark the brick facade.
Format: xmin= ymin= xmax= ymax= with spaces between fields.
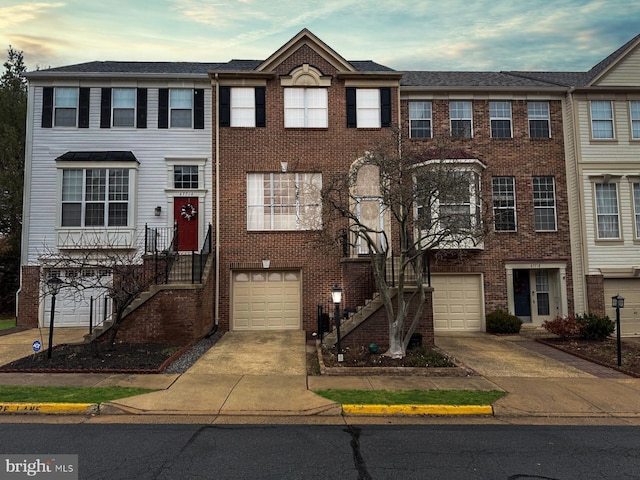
xmin=17 ymin=266 xmax=40 ymax=328
xmin=585 ymin=274 xmax=606 ymax=317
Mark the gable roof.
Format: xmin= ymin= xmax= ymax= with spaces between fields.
xmin=586 ymin=33 xmax=640 ymax=85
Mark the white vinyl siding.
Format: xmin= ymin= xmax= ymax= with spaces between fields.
xmin=284 ymin=88 xmax=327 ymax=128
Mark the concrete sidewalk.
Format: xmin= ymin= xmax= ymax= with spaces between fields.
xmin=0 ymin=329 xmax=639 ymax=419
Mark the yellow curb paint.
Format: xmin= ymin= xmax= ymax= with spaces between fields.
xmin=341 ymin=404 xmax=493 ymax=416
xmin=0 ymin=403 xmax=98 ymax=414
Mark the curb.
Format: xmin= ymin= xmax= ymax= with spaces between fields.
xmin=0 ymin=402 xmax=98 ymax=415
xmin=341 ymin=404 xmax=494 ymax=416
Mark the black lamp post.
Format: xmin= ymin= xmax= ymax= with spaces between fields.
xmin=332 ymin=284 xmax=343 ymax=362
xmin=612 ymin=293 xmax=624 ymax=367
xmin=46 ymin=275 xmax=63 ymax=359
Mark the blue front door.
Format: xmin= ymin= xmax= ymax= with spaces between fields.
xmin=513 ymin=269 xmax=531 ymax=322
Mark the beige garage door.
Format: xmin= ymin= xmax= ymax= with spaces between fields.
xmin=603 ymin=279 xmax=640 ymax=336
xmin=432 ymin=274 xmax=484 ymax=331
xmin=232 ymin=270 xmax=301 ymax=331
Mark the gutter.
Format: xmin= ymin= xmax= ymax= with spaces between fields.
xmin=214 ymin=73 xmax=221 ymax=329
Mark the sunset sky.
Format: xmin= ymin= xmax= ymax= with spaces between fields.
xmin=1 ymin=0 xmax=639 ymax=72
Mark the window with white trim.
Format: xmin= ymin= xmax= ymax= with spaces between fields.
xmin=170 ymin=89 xmax=193 ymax=128
xmin=61 ymin=168 xmax=130 ymax=227
xmin=354 ymin=164 xmax=385 ymax=254
xmin=450 ymin=101 xmax=472 ymax=138
xmin=54 ymin=87 xmax=78 ymax=127
xmin=409 ymin=101 xmax=432 ymax=138
xmin=174 ymin=165 xmax=199 ymax=189
xmin=231 ymin=87 xmax=256 ymax=127
xmin=630 ymin=101 xmax=640 ymax=140
xmin=112 ymin=88 xmax=135 ymax=127
xmin=247 ymin=173 xmax=322 ymax=230
xmin=633 ymin=183 xmax=640 ymax=238
xmin=284 ymin=88 xmax=327 ymax=128
xmin=590 ymin=100 xmax=614 ymax=139
xmin=356 ymin=89 xmax=381 ymax=128
xmin=594 ymin=182 xmax=619 ymax=239
xmin=533 ymin=176 xmax=557 ymax=232
xmin=528 ymin=101 xmax=550 ymax=138
xmin=490 ymin=101 xmax=512 ymax=138
xmin=492 ymin=177 xmax=516 ymax=231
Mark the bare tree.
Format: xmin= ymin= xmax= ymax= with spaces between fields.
xmin=39 ymin=232 xmax=164 ymax=348
xmin=322 ymin=131 xmax=488 ymax=358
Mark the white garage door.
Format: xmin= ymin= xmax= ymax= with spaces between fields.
xmin=603 ymin=279 xmax=640 ymax=336
xmin=232 ymin=270 xmax=301 ymax=331
xmin=432 ymin=274 xmax=484 ymax=331
xmin=43 ymin=270 xmax=111 ymax=328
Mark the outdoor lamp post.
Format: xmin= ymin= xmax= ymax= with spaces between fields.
xmin=46 ymin=275 xmax=63 ymax=359
xmin=612 ymin=293 xmax=625 ymax=367
xmin=332 ymin=284 xmax=343 ymax=362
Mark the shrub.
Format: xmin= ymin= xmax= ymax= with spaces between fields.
xmin=577 ymin=313 xmax=615 ymax=340
xmin=486 ymin=309 xmax=522 ymax=334
xmin=542 ymin=315 xmax=581 ymax=339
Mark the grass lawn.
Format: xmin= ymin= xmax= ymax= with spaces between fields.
xmin=314 ymin=389 xmax=505 ymax=406
xmin=0 ymin=385 xmax=156 ymax=404
xmin=0 ymin=317 xmax=16 ymax=331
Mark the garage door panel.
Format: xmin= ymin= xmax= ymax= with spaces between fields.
xmin=233 ymin=270 xmax=301 ymax=331
xmin=432 ymin=274 xmax=483 ymax=332
xmin=604 ymin=279 xmax=640 ymax=336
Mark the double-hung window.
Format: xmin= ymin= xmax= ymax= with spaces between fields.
xmin=492 ymin=177 xmax=516 ymax=231
xmin=590 ymin=100 xmax=614 ymax=139
xmin=284 ymin=88 xmax=328 ymax=128
xmin=169 ymin=89 xmax=193 ymax=128
xmin=247 ymin=173 xmax=322 ymax=231
xmin=630 ymin=101 xmax=640 ymax=140
xmin=112 ymin=88 xmax=135 ymax=127
xmin=409 ymin=101 xmax=432 ymax=138
xmin=633 ymin=183 xmax=640 ymax=238
xmin=528 ymin=101 xmax=550 ymax=138
xmin=595 ymin=183 xmax=620 ymax=239
xmin=532 ymin=176 xmax=557 ymax=231
xmin=450 ymin=101 xmax=472 ymax=138
xmin=54 ymin=88 xmax=79 ymax=127
xmin=356 ymin=89 xmax=381 ymax=128
xmin=231 ymin=87 xmax=256 ymax=127
xmin=490 ymin=101 xmax=512 ymax=138
xmin=61 ymin=168 xmax=130 ymax=227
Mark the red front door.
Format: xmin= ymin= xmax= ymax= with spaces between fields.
xmin=174 ymin=197 xmax=199 ymax=251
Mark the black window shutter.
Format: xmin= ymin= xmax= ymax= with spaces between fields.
xmin=255 ymin=87 xmax=266 ymax=127
xmin=158 ymin=88 xmax=169 ymax=129
xmin=346 ymin=88 xmax=356 ymax=128
xmin=194 ymin=89 xmax=204 ymax=129
xmin=136 ymin=88 xmax=147 ymax=128
xmin=100 ymin=88 xmax=111 ymax=128
xmin=41 ymin=87 xmax=53 ymax=128
xmin=219 ymin=86 xmax=231 ymax=127
xmin=380 ymin=87 xmax=392 ymax=127
xmin=78 ymin=87 xmax=90 ymax=128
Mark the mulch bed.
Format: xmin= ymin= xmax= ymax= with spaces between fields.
xmin=537 ymin=337 xmax=640 ymax=378
xmin=0 ymin=342 xmax=188 ymax=374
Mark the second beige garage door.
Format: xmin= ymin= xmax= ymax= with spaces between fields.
xmin=603 ymin=279 xmax=640 ymax=336
xmin=432 ymin=274 xmax=484 ymax=331
xmin=232 ymin=270 xmax=301 ymax=331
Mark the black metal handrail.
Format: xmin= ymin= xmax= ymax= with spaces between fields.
xmin=89 ymin=291 xmax=113 ymax=335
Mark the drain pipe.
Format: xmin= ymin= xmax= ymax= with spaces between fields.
xmin=207 ymin=73 xmax=221 ymax=338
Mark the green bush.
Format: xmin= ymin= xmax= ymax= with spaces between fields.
xmin=543 ymin=313 xmax=615 ymax=341
xmin=486 ymin=309 xmax=522 ymax=334
xmin=577 ymin=313 xmax=615 ymax=340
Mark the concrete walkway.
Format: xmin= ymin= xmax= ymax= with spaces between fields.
xmin=1 ymin=328 xmax=640 ymax=419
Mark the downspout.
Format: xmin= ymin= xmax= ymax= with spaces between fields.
xmin=207 ymin=73 xmax=221 ymax=336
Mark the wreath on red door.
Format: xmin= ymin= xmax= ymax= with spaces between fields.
xmin=180 ymin=203 xmax=197 ymax=221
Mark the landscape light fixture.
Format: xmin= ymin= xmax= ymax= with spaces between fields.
xmin=332 ymin=284 xmax=343 ymax=362
xmin=46 ymin=275 xmax=63 ymax=359
xmin=612 ymin=293 xmax=625 ymax=367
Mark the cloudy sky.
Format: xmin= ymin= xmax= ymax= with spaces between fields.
xmin=1 ymin=0 xmax=639 ymax=72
